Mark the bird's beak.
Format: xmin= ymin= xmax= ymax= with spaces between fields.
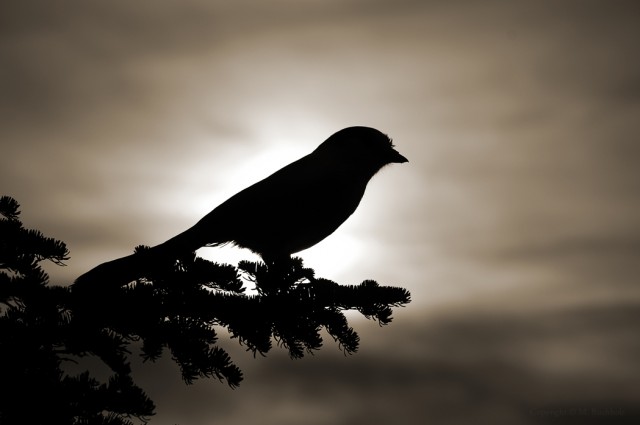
xmin=389 ymin=149 xmax=409 ymax=164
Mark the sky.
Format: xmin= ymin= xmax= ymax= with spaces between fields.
xmin=2 ymin=0 xmax=640 ymax=423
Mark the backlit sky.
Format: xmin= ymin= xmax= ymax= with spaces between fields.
xmin=2 ymin=1 xmax=640 ymax=423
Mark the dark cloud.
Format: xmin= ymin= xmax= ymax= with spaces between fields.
xmin=128 ymin=300 xmax=640 ymax=424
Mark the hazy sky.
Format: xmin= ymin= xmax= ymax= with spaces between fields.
xmin=2 ymin=0 xmax=640 ymax=423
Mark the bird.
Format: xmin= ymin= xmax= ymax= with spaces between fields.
xmin=74 ymin=126 xmax=408 ymax=289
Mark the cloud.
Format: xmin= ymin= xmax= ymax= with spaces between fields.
xmin=3 ymin=1 xmax=640 ymax=421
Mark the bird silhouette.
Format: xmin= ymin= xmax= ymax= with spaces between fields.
xmin=74 ymin=126 xmax=408 ymax=289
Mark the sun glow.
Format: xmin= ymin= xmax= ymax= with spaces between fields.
xmin=297 ymin=231 xmax=365 ymax=281
xmin=188 ymin=136 xmax=365 ymax=280
xmin=196 ymin=229 xmax=365 ymax=287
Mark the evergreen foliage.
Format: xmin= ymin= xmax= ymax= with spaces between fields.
xmin=0 ymin=196 xmax=411 ymax=424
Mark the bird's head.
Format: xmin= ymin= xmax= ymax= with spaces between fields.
xmin=315 ymin=126 xmax=408 ymax=177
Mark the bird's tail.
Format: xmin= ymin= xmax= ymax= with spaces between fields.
xmin=73 ymin=250 xmax=149 ymax=290
xmin=72 ymin=214 xmax=229 ymax=292
xmin=72 ymin=225 xmax=207 ymax=291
